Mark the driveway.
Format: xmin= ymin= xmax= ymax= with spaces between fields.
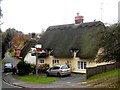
xmin=52 ymin=73 xmax=86 ymax=85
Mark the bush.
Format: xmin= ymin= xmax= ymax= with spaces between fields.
xmin=38 ymin=63 xmax=50 ymax=73
xmin=17 ymin=61 xmax=31 ymax=76
xmin=9 ymin=49 xmax=15 ymax=57
xmin=17 ymin=61 xmax=50 ymax=75
xmin=30 ymin=64 xmax=36 ymax=74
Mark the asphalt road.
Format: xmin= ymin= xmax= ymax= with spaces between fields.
xmin=2 ymin=53 xmax=21 ymax=89
xmin=2 ymin=80 xmax=21 ymax=88
xmin=4 ymin=52 xmax=20 ymax=67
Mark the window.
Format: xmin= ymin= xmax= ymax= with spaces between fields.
xmin=78 ymin=61 xmax=86 ymax=69
xmin=61 ymin=65 xmax=68 ymax=69
xmin=39 ymin=59 xmax=44 ymax=64
xmin=52 ymin=60 xmax=59 ymax=64
xmin=52 ymin=66 xmax=60 ymax=70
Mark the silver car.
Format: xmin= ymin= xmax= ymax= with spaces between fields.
xmin=46 ymin=64 xmax=71 ymax=77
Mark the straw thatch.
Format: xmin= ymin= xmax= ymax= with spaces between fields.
xmin=20 ymin=39 xmax=37 ymax=58
xmin=38 ymin=21 xmax=106 ymax=59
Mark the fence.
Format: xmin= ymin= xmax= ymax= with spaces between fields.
xmin=86 ymin=62 xmax=117 ymax=79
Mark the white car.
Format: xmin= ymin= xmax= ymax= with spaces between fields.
xmin=4 ymin=63 xmax=13 ymax=73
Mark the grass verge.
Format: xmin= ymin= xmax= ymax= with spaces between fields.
xmin=15 ymin=75 xmax=59 ymax=84
xmin=85 ymin=69 xmax=120 ymax=88
xmin=86 ymin=69 xmax=119 ymax=82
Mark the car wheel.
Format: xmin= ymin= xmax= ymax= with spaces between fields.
xmin=68 ymin=74 xmax=71 ymax=76
xmin=4 ymin=70 xmax=6 ymax=73
xmin=57 ymin=73 xmax=61 ymax=77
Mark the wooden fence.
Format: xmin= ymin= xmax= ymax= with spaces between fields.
xmin=86 ymin=62 xmax=117 ymax=79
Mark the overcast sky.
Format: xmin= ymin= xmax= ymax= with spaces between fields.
xmin=1 ymin=0 xmax=120 ymax=34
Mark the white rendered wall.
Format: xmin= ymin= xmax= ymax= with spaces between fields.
xmin=24 ymin=53 xmax=36 ymax=64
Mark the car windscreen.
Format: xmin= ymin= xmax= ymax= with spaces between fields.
xmin=4 ymin=63 xmax=13 ymax=68
xmin=52 ymin=66 xmax=60 ymax=70
xmin=61 ymin=65 xmax=68 ymax=69
xmin=5 ymin=63 xmax=12 ymax=67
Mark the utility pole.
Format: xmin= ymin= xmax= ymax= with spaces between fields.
xmin=118 ymin=1 xmax=120 ymax=22
xmin=36 ymin=51 xmax=38 ymax=77
xmin=100 ymin=2 xmax=103 ymax=21
xmin=35 ymin=44 xmax=42 ymax=77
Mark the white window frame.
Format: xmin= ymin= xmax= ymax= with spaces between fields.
xmin=52 ymin=60 xmax=60 ymax=65
xmin=78 ymin=61 xmax=86 ymax=69
xmin=39 ymin=59 xmax=45 ymax=64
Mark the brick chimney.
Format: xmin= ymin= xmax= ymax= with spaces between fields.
xmin=75 ymin=13 xmax=84 ymax=24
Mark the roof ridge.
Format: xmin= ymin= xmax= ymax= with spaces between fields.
xmin=47 ymin=21 xmax=103 ymax=31
xmin=48 ymin=21 xmax=102 ymax=27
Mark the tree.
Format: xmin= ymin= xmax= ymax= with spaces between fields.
xmin=0 ymin=0 xmax=3 ymax=25
xmin=97 ymin=23 xmax=120 ymax=67
xmin=11 ymin=34 xmax=28 ymax=48
xmin=3 ymin=28 xmax=23 ymax=47
xmin=2 ymin=28 xmax=23 ymax=59
xmin=0 ymin=29 xmax=1 ymax=45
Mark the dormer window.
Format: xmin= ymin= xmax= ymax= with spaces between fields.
xmin=70 ymin=49 xmax=79 ymax=58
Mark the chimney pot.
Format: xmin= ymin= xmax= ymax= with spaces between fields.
xmin=75 ymin=12 xmax=84 ymax=24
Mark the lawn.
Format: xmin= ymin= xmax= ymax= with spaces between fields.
xmin=86 ymin=69 xmax=119 ymax=82
xmin=16 ymin=75 xmax=59 ymax=84
xmin=85 ymin=69 xmax=120 ymax=88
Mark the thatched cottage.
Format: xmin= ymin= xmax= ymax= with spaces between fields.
xmin=20 ymin=13 xmax=113 ymax=73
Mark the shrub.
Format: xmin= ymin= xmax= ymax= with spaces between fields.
xmin=30 ymin=64 xmax=36 ymax=74
xmin=9 ymin=49 xmax=15 ymax=57
xmin=17 ymin=61 xmax=31 ymax=75
xmin=38 ymin=63 xmax=50 ymax=73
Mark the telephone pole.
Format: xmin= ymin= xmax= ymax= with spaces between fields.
xmin=100 ymin=2 xmax=103 ymax=21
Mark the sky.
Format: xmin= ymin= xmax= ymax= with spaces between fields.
xmin=1 ymin=0 xmax=120 ymax=34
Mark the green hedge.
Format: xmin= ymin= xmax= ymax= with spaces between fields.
xmin=17 ymin=61 xmax=34 ymax=76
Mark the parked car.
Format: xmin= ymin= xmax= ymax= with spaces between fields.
xmin=4 ymin=63 xmax=13 ymax=73
xmin=46 ymin=64 xmax=71 ymax=77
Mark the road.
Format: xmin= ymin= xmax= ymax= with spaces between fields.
xmin=3 ymin=52 xmax=20 ymax=67
xmin=2 ymin=80 xmax=21 ymax=88
xmin=2 ymin=53 xmax=21 ymax=89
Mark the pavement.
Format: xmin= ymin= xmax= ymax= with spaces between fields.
xmin=2 ymin=72 xmax=88 ymax=88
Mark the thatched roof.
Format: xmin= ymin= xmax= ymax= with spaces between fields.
xmin=20 ymin=39 xmax=37 ymax=58
xmin=38 ymin=21 xmax=106 ymax=59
